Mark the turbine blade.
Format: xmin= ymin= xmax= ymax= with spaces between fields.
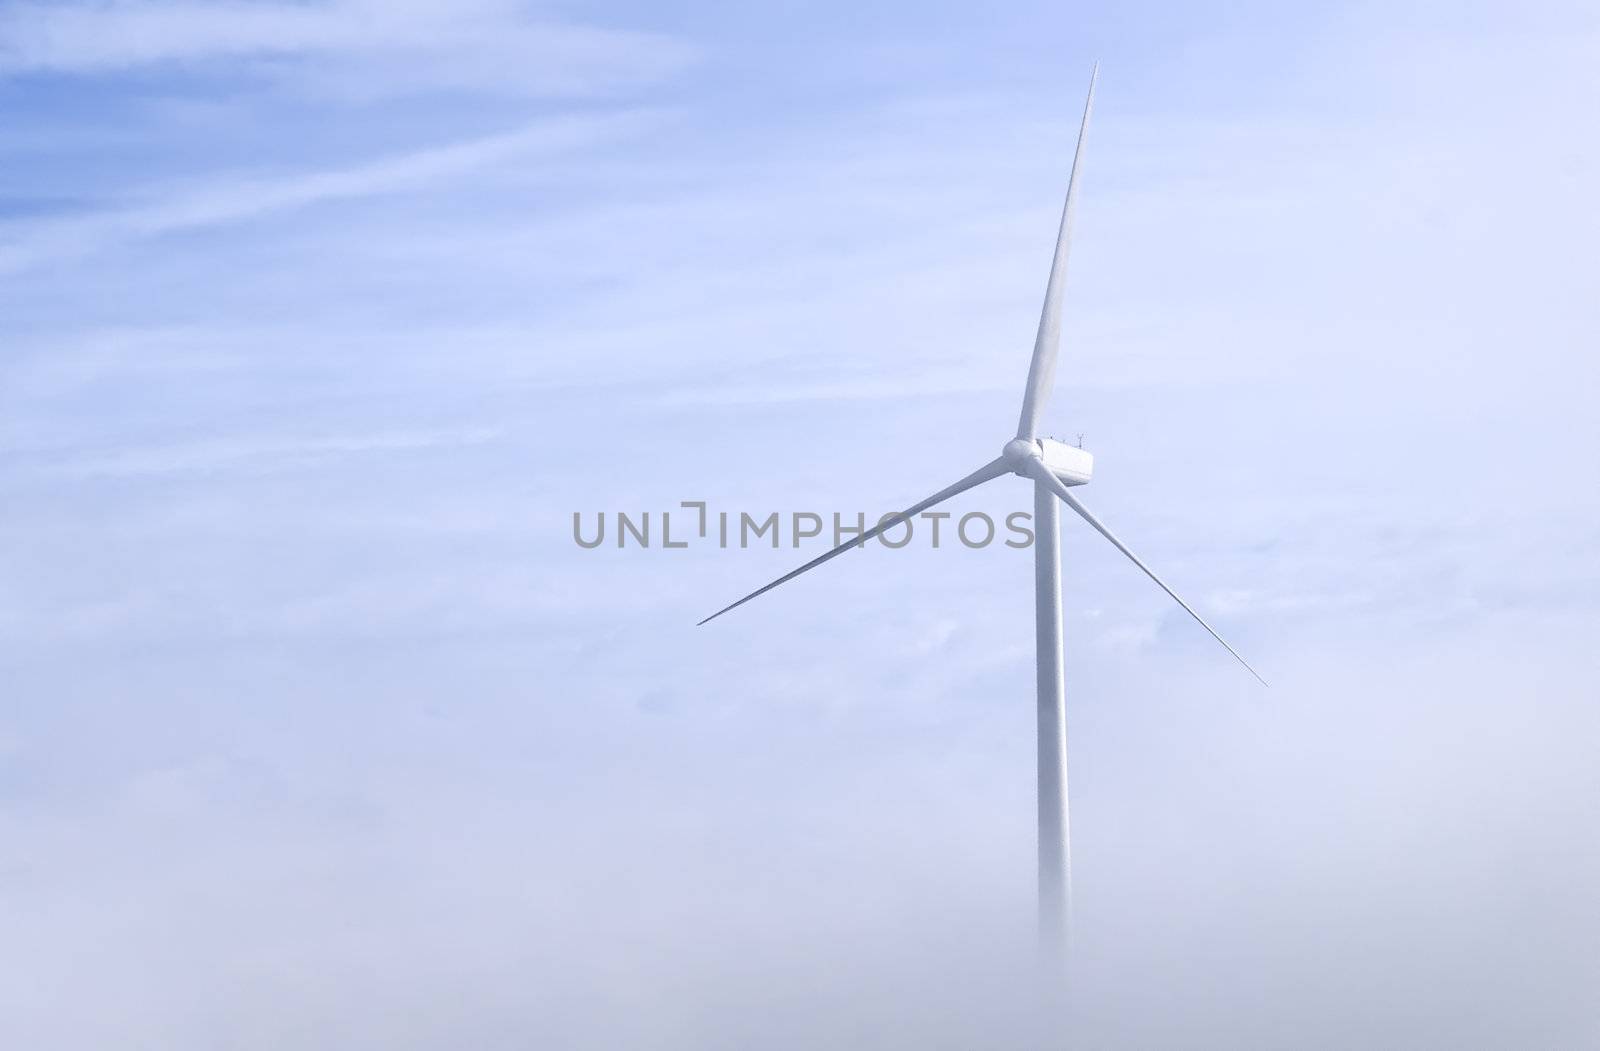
xmin=1016 ymin=64 xmax=1098 ymax=440
xmin=699 ymin=456 xmax=1011 ymax=626
xmin=1025 ymin=460 xmax=1268 ymax=685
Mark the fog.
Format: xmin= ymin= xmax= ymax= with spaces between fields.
xmin=5 ymin=612 xmax=1595 ymax=1047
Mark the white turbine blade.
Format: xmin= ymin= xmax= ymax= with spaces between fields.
xmin=1025 ymin=460 xmax=1268 ymax=685
xmin=698 ymin=456 xmax=1010 ymax=626
xmin=1016 ymin=64 xmax=1098 ymax=441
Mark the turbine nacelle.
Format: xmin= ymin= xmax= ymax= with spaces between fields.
xmin=1004 ymin=436 xmax=1092 ymax=487
xmin=1037 ymin=437 xmax=1093 ymax=487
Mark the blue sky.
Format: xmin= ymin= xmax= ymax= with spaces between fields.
xmin=2 ymin=1 xmax=1598 ymax=1047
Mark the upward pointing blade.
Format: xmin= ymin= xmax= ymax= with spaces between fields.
xmin=698 ymin=456 xmax=1011 ymax=626
xmin=1016 ymin=64 xmax=1098 ymax=441
xmin=1025 ymin=459 xmax=1268 ymax=686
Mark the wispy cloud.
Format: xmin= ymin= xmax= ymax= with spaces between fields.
xmin=21 ymin=426 xmax=501 ymax=479
xmin=0 ymin=111 xmax=655 ymax=274
xmin=0 ymin=0 xmax=694 ymax=98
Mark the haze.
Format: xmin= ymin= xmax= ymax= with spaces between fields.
xmin=2 ymin=1 xmax=1597 ymax=1047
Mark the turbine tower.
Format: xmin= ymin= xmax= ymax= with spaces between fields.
xmin=700 ymin=66 xmax=1265 ymax=959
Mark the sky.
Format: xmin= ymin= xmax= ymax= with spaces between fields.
xmin=1 ymin=1 xmax=1598 ymax=1047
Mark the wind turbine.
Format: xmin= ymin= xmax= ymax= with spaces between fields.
xmin=699 ymin=66 xmax=1266 ymax=956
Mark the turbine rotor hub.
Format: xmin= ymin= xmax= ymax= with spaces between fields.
xmin=1002 ymin=438 xmax=1040 ymax=467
